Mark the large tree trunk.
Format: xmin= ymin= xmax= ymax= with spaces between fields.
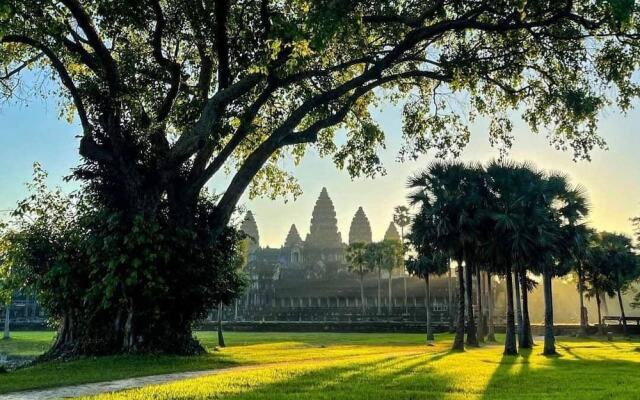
xmin=486 ymin=272 xmax=496 ymax=342
xmin=513 ymin=268 xmax=523 ymax=348
xmin=578 ymin=267 xmax=587 ymax=337
xmin=452 ymin=262 xmax=466 ymax=351
xmin=520 ymin=270 xmax=533 ymax=348
xmin=475 ymin=265 xmax=484 ymax=344
xmin=465 ymin=261 xmax=478 ymax=347
xmin=3 ymin=302 xmax=10 ymax=340
xmin=448 ymin=265 xmax=454 ymax=333
xmin=217 ymin=303 xmax=226 ymax=348
xmin=595 ymin=288 xmax=603 ymax=335
xmin=543 ymin=266 xmax=556 ymax=355
xmin=425 ymin=275 xmax=434 ymax=343
xmin=504 ymin=265 xmax=518 ymax=355
xmin=360 ymin=274 xmax=366 ymax=315
xmin=617 ymin=286 xmax=627 ymax=336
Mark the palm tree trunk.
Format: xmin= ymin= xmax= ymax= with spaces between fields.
xmin=617 ymin=286 xmax=627 ymax=336
xmin=520 ymin=270 xmax=533 ymax=348
xmin=448 ymin=265 xmax=454 ymax=333
xmin=476 ymin=265 xmax=484 ymax=344
xmin=513 ymin=268 xmax=523 ymax=347
xmin=217 ymin=302 xmax=226 ymax=348
xmin=425 ymin=274 xmax=434 ymax=342
xmin=578 ymin=267 xmax=587 ymax=336
xmin=3 ymin=302 xmax=10 ymax=340
xmin=465 ymin=261 xmax=478 ymax=347
xmin=234 ymin=300 xmax=238 ymax=321
xmin=403 ymin=275 xmax=408 ymax=315
xmin=452 ymin=262 xmax=465 ymax=351
xmin=543 ymin=266 xmax=556 ymax=355
xmin=486 ymin=272 xmax=496 ymax=342
xmin=388 ymin=270 xmax=393 ymax=315
xmin=504 ymin=265 xmax=518 ymax=355
xmin=377 ymin=267 xmax=382 ymax=315
xmin=360 ymin=273 xmax=366 ymax=315
xmin=595 ymin=288 xmax=603 ymax=335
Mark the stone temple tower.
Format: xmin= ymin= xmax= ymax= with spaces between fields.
xmin=284 ymin=224 xmax=304 ymax=265
xmin=348 ymin=207 xmax=372 ymax=244
xmin=284 ymin=224 xmax=303 ymax=248
xmin=240 ymin=210 xmax=260 ymax=253
xmin=305 ymin=187 xmax=343 ymax=249
xmin=384 ymin=221 xmax=400 ymax=242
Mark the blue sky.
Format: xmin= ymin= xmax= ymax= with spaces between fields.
xmin=1 ymin=84 xmax=638 ymax=247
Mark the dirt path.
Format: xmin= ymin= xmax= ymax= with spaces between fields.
xmin=0 ymin=365 xmax=263 ymax=400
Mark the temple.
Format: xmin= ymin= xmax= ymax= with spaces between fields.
xmin=236 ymin=187 xmax=453 ymax=322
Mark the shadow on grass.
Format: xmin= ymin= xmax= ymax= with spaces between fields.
xmin=211 ymin=350 xmax=458 ymax=400
xmin=481 ymin=343 xmax=640 ymax=399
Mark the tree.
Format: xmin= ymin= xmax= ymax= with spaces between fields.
xmin=585 ymin=236 xmax=618 ymax=335
xmin=379 ymin=240 xmax=402 ymax=315
xmin=346 ymin=242 xmax=370 ymax=315
xmin=408 ymin=161 xmax=479 ymax=351
xmin=4 ymin=166 xmax=247 ymax=357
xmin=407 ymin=207 xmax=449 ymax=344
xmin=596 ymin=232 xmax=640 ymax=336
xmin=539 ymin=173 xmax=590 ymax=355
xmin=484 ymin=161 xmax=537 ymax=355
xmin=3 ymin=0 xmax=639 ymax=355
xmin=365 ymin=242 xmax=385 ymax=315
xmin=393 ymin=206 xmax=411 ymax=314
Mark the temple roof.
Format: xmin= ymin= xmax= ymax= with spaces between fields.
xmin=284 ymin=224 xmax=303 ymax=248
xmin=240 ymin=210 xmax=260 ymax=252
xmin=348 ymin=207 xmax=372 ymax=244
xmin=305 ymin=187 xmax=343 ymax=249
xmin=383 ymin=221 xmax=401 ymax=242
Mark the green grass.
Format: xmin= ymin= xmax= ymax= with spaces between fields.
xmin=2 ymin=331 xmax=640 ymax=399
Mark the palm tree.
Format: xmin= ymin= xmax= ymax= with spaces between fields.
xmin=540 ymin=173 xmax=589 ymax=355
xmin=380 ymin=240 xmax=402 ymax=315
xmin=585 ymin=238 xmax=617 ymax=335
xmin=393 ymin=206 xmax=411 ymax=314
xmin=346 ymin=242 xmax=371 ymax=315
xmin=597 ymin=232 xmax=640 ymax=336
xmin=365 ymin=242 xmax=385 ymax=316
xmin=408 ymin=161 xmax=478 ymax=351
xmin=406 ymin=253 xmax=449 ymax=344
xmin=485 ymin=161 xmax=531 ymax=355
xmin=485 ymin=271 xmax=497 ymax=342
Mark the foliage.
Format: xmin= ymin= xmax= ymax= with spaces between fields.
xmin=1 ymin=1 xmax=640 ymax=211
xmin=2 ymin=0 xmax=640 ymax=355
xmin=345 ymin=242 xmax=370 ymax=278
xmin=3 ymin=166 xmax=247 ymax=356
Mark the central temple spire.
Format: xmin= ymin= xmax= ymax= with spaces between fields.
xmin=305 ymin=187 xmax=343 ymax=249
xmin=349 ymin=207 xmax=372 ymax=244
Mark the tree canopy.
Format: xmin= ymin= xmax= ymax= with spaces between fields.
xmin=2 ymin=1 xmax=640 ymax=225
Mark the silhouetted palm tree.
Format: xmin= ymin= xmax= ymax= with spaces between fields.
xmin=408 ymin=161 xmax=471 ymax=351
xmin=407 ymin=208 xmax=450 ymax=344
xmin=346 ymin=242 xmax=371 ymax=315
xmin=596 ymin=232 xmax=640 ymax=336
xmin=393 ymin=206 xmax=412 ymax=314
xmin=541 ymin=173 xmax=589 ymax=355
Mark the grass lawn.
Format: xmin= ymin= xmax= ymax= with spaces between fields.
xmin=2 ymin=331 xmax=640 ymax=399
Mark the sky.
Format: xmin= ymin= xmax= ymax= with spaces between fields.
xmin=0 ymin=84 xmax=639 ymax=248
